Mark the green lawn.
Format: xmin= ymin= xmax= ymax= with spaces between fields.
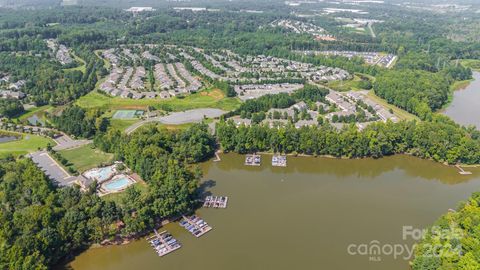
xmin=102 ymin=182 xmax=147 ymax=203
xmin=110 ymin=119 xmax=140 ymax=131
xmin=367 ymin=91 xmax=419 ymax=121
xmin=0 ymin=132 xmax=54 ymax=158
xmin=59 ymin=144 xmax=114 ymax=172
xmin=75 ymin=88 xmax=241 ymax=112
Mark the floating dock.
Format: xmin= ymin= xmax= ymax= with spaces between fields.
xmin=146 ymin=230 xmax=181 ymax=257
xmin=180 ymin=215 xmax=212 ymax=237
xmin=272 ymin=154 xmax=287 ymax=167
xmin=203 ymin=196 xmax=228 ymax=208
xmin=245 ymin=154 xmax=261 ymax=166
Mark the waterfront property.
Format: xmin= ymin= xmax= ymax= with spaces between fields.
xmin=146 ymin=230 xmax=181 ymax=257
xmin=68 ymin=154 xmax=480 ymax=270
xmin=245 ymin=154 xmax=261 ymax=166
xmin=272 ymin=155 xmax=287 ymax=167
xmin=203 ymin=196 xmax=228 ymax=208
xmin=180 ymin=215 xmax=212 ymax=237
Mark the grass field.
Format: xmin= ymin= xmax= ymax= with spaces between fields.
xmin=102 ymin=182 xmax=147 ymax=204
xmin=0 ymin=132 xmax=54 ymax=158
xmin=325 ymin=74 xmax=373 ymax=92
xmin=110 ymin=119 xmax=140 ymax=131
xmin=59 ymin=144 xmax=114 ymax=172
xmin=75 ymin=88 xmax=241 ymax=112
xmin=95 ymin=49 xmax=110 ymax=69
xmin=367 ymin=91 xmax=419 ymax=121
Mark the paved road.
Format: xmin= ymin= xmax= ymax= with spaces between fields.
xmin=29 ymin=151 xmax=78 ymax=186
xmin=125 ymin=108 xmax=226 ymax=134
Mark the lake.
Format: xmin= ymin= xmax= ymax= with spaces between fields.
xmin=443 ymin=71 xmax=480 ymax=128
xmin=66 ymin=154 xmax=480 ymax=270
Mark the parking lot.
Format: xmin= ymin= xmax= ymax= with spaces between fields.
xmin=29 ymin=151 xmax=77 ymax=186
xmin=52 ymin=134 xmax=91 ymax=151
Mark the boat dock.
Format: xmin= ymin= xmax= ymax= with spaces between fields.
xmin=272 ymin=155 xmax=287 ymax=167
xmin=180 ymin=215 xmax=212 ymax=237
xmin=213 ymin=151 xmax=221 ymax=162
xmin=456 ymin=165 xmax=472 ymax=175
xmin=245 ymin=154 xmax=261 ymax=166
xmin=146 ymin=229 xmax=181 ymax=257
xmin=203 ymin=195 xmax=228 ymax=208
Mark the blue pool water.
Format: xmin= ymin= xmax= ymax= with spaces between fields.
xmin=84 ymin=166 xmax=115 ymax=182
xmin=103 ymin=177 xmax=131 ymax=191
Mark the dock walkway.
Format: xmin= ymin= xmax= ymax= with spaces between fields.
xmin=146 ymin=230 xmax=181 ymax=257
xmin=245 ymin=154 xmax=261 ymax=166
xmin=456 ymin=165 xmax=472 ymax=175
xmin=272 ymin=154 xmax=287 ymax=167
xmin=180 ymin=215 xmax=212 ymax=237
xmin=203 ymin=196 xmax=228 ymax=208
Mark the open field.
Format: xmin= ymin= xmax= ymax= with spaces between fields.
xmin=58 ymin=143 xmax=114 ymax=172
xmin=110 ymin=119 xmax=140 ymax=131
xmin=325 ymin=74 xmax=372 ymax=92
xmin=367 ymin=91 xmax=419 ymax=121
xmin=75 ymin=88 xmax=241 ymax=112
xmin=0 ymin=131 xmax=54 ymax=158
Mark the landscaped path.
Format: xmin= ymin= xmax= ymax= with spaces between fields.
xmin=125 ymin=108 xmax=226 ymax=134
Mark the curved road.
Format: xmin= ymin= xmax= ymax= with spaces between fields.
xmin=125 ymin=108 xmax=226 ymax=134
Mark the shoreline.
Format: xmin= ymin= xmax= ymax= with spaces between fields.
xmin=225 ymin=150 xmax=480 ymax=169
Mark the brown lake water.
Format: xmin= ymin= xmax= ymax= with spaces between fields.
xmin=444 ymin=71 xmax=480 ymax=128
xmin=67 ymin=154 xmax=480 ymax=270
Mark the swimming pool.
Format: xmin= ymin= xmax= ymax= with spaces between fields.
xmin=102 ymin=175 xmax=134 ymax=192
xmin=83 ymin=165 xmax=116 ymax=182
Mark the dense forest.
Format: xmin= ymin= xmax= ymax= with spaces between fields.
xmin=52 ymin=106 xmax=107 ymax=138
xmin=0 ymin=99 xmax=24 ymax=117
